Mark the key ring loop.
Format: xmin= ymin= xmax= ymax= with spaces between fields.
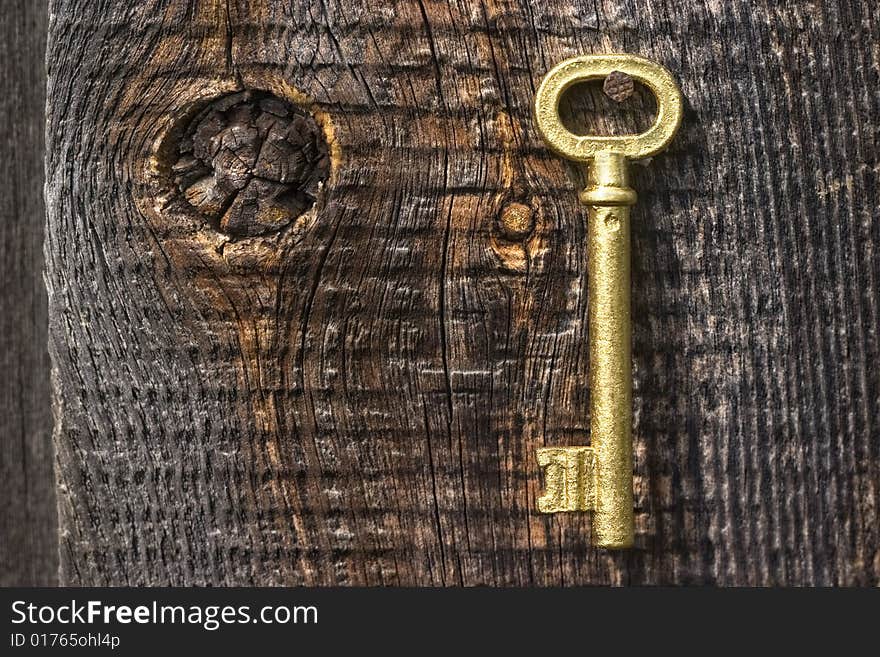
xmin=534 ymin=54 xmax=683 ymax=161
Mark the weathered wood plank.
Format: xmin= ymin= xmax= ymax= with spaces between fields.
xmin=0 ymin=0 xmax=56 ymax=586
xmin=46 ymin=0 xmax=879 ymax=585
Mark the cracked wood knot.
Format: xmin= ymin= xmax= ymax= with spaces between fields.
xmin=172 ymin=90 xmax=330 ymax=237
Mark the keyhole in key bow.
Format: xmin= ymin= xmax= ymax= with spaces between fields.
xmin=558 ymin=79 xmax=657 ymax=137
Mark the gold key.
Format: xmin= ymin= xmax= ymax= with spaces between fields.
xmin=533 ymin=54 xmax=683 ymax=549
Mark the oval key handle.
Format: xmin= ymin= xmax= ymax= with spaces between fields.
xmin=534 ymin=53 xmax=683 ymax=161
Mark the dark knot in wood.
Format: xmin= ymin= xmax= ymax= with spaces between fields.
xmin=172 ymin=90 xmax=330 ymax=237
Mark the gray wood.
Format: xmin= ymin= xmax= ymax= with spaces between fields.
xmin=0 ymin=0 xmax=56 ymax=586
xmin=46 ymin=0 xmax=880 ymax=585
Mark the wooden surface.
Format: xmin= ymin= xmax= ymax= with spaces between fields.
xmin=0 ymin=0 xmax=56 ymax=587
xmin=45 ymin=0 xmax=879 ymax=585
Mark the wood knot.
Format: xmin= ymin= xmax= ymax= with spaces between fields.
xmin=490 ymin=199 xmax=543 ymax=274
xmin=172 ymin=90 xmax=330 ymax=237
xmin=603 ymin=71 xmax=635 ymax=103
xmin=497 ymin=202 xmax=535 ymax=240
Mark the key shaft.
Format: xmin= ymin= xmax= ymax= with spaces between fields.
xmin=583 ymin=152 xmax=635 ymax=548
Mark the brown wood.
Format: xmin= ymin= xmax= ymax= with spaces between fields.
xmin=46 ymin=0 xmax=880 ymax=585
xmin=0 ymin=0 xmax=56 ymax=586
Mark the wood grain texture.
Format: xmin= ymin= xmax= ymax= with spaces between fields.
xmin=0 ymin=0 xmax=56 ymax=586
xmin=46 ymin=0 xmax=879 ymax=586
